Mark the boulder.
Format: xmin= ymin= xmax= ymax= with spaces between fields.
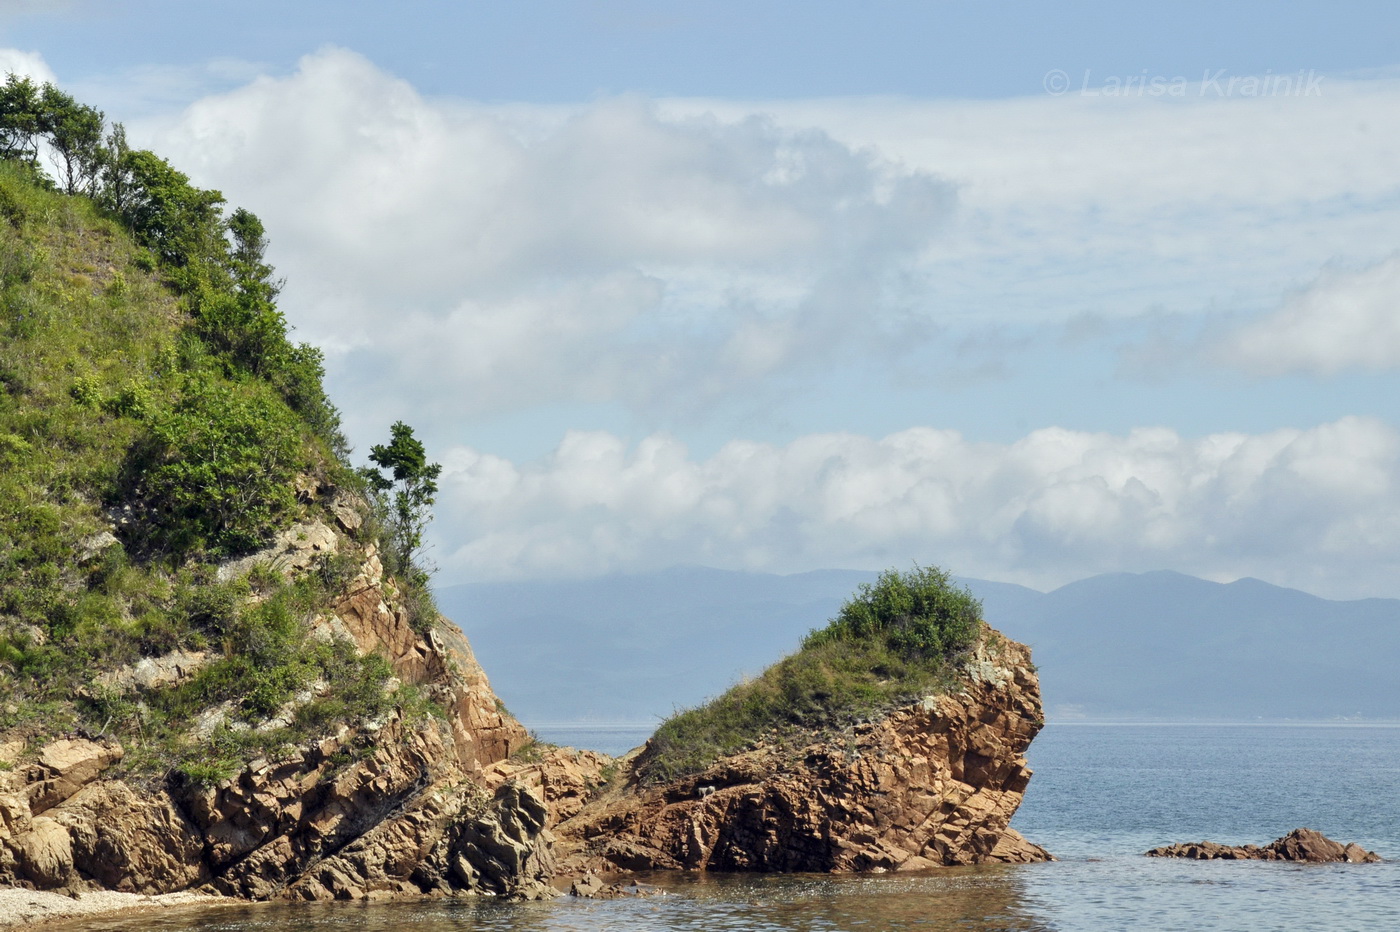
xmin=1146 ymin=828 xmax=1382 ymax=863
xmin=14 ymin=818 xmax=72 ymax=887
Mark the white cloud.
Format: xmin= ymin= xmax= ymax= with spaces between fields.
xmin=672 ymin=83 xmax=1400 ymax=323
xmin=139 ymin=48 xmax=952 ymax=432
xmin=1219 ymin=254 xmax=1400 ymax=375
xmin=0 ymin=48 xmax=56 ymax=83
xmin=123 ymin=50 xmax=1400 ymax=441
xmin=434 ymin=417 xmax=1400 ymax=599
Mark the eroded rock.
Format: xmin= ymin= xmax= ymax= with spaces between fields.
xmin=95 ymin=650 xmax=209 ymax=694
xmin=216 ymin=519 xmax=339 ymax=583
xmin=27 ymin=739 xmax=123 ymax=814
xmin=556 ymin=631 xmax=1051 ymax=874
xmin=485 ymin=747 xmax=614 ymax=827
xmin=0 ymin=528 xmax=534 ymax=902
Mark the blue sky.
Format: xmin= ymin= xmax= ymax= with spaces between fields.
xmin=6 ymin=2 xmax=1400 ymax=597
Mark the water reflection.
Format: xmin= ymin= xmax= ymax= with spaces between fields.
xmin=58 ymin=865 xmax=1053 ymax=932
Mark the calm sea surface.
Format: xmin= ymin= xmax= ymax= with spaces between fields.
xmin=66 ymin=723 xmax=1400 ymax=931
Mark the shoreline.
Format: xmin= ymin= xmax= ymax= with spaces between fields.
xmin=0 ymin=888 xmax=238 ymax=929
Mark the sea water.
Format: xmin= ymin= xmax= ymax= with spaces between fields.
xmin=63 ymin=723 xmax=1400 ymax=931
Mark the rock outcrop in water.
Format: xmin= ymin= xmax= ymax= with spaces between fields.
xmin=1145 ymin=828 xmax=1382 ymax=863
xmin=0 ymin=115 xmax=1050 ymax=915
xmin=0 ymin=569 xmax=1052 ymax=903
xmin=0 ymin=526 xmax=559 ymax=902
xmin=536 ymin=631 xmax=1050 ymax=875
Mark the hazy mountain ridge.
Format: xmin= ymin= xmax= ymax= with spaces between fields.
xmin=439 ymin=567 xmax=1400 ymax=723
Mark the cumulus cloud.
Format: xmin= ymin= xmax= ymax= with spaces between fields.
xmin=434 ymin=417 xmax=1400 ymax=599
xmin=124 ymin=51 xmax=1400 ymax=440
xmin=139 ymin=48 xmax=953 ymax=432
xmin=1218 ymin=254 xmax=1400 ymax=375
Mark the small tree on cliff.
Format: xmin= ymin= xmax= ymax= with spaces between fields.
xmin=364 ymin=421 xmax=442 ymax=583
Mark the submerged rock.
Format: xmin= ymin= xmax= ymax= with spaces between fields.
xmin=1145 ymin=828 xmax=1382 ymax=863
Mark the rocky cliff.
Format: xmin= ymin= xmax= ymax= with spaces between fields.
xmin=0 ymin=123 xmax=1049 ymax=911
xmin=521 ymin=630 xmax=1050 ymax=877
xmin=0 ymin=505 xmax=559 ymax=902
xmin=1 ymin=575 xmax=1050 ymax=903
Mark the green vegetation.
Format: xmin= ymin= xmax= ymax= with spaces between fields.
xmin=637 ymin=565 xmax=983 ymax=784
xmin=0 ymin=76 xmax=445 ymax=784
xmin=362 ymin=421 xmax=443 ymax=632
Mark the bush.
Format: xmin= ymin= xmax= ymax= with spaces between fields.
xmin=804 ymin=564 xmax=981 ymax=661
xmin=130 ymin=374 xmax=302 ymax=556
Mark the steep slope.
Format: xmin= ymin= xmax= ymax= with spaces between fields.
xmin=0 ymin=518 xmax=549 ymax=899
xmin=0 ymin=113 xmax=550 ymax=900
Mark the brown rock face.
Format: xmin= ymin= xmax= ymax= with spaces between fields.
xmin=557 ymin=631 xmax=1051 ymax=873
xmin=0 ymin=530 xmax=549 ymax=902
xmin=0 ymin=513 xmax=1054 ymax=903
xmin=1146 ymin=828 xmax=1383 ymax=863
xmin=485 ymin=748 xmax=616 ymax=828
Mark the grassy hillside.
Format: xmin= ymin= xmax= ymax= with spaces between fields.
xmin=635 ymin=565 xmax=984 ymax=783
xmin=0 ymin=81 xmax=438 ymax=784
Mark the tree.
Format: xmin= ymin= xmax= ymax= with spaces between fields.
xmin=0 ymin=77 xmax=104 ymax=194
xmin=226 ymin=207 xmax=281 ymax=302
xmin=97 ymin=122 xmax=137 ymax=215
xmin=118 ymin=149 xmax=226 ymax=270
xmin=192 ymin=208 xmax=287 ymax=376
xmin=365 ymin=421 xmax=442 ymax=580
xmin=39 ymin=84 xmax=103 ymax=195
xmin=0 ymin=74 xmax=45 ymax=166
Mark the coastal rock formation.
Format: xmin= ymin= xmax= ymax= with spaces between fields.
xmin=485 ymin=747 xmax=615 ymax=828
xmin=1 ymin=525 xmax=1052 ymax=907
xmin=1146 ymin=828 xmax=1382 ymax=863
xmin=0 ymin=528 xmax=555 ymax=903
xmin=554 ymin=632 xmax=1050 ymax=873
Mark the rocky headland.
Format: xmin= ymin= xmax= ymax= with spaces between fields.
xmin=0 ymin=540 xmax=1052 ymax=912
xmin=0 ymin=87 xmax=1051 ymax=924
xmin=538 ymin=632 xmax=1049 ymax=876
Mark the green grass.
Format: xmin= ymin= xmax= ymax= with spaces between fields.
xmin=635 ymin=565 xmax=983 ymax=785
xmin=0 ymin=159 xmax=439 ymax=784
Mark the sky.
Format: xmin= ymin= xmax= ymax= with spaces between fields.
xmin=5 ymin=1 xmax=1400 ymax=598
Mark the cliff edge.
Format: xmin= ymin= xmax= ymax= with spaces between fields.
xmin=497 ymin=627 xmax=1050 ymax=876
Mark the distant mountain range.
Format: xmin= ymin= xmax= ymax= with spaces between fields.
xmin=436 ymin=567 xmax=1400 ymax=724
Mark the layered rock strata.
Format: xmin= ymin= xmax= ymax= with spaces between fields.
xmin=1146 ymin=828 xmax=1382 ymax=863
xmin=2 ymin=515 xmax=1052 ymax=905
xmin=551 ymin=631 xmax=1051 ymax=874
xmin=0 ymin=513 xmax=553 ymax=903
